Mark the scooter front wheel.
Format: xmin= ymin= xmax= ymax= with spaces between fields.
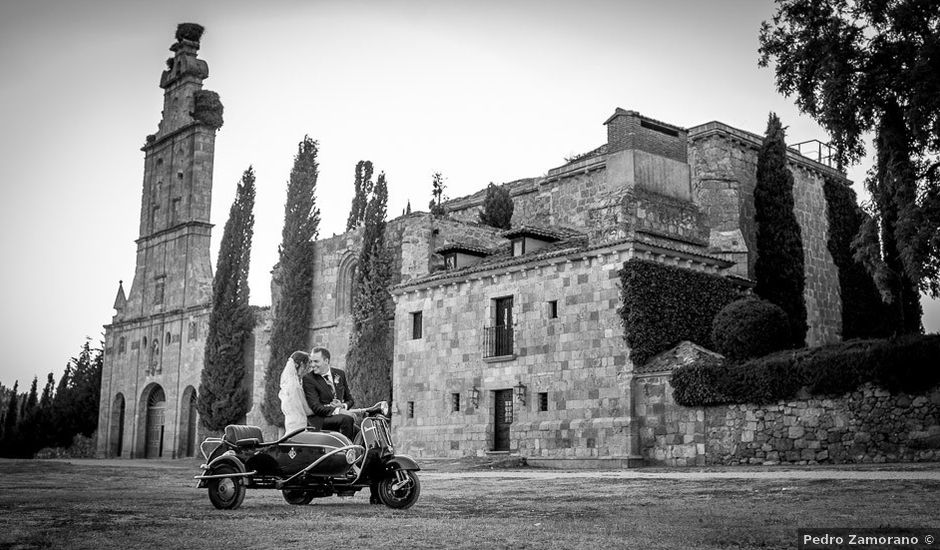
xmin=376 ymin=470 xmax=420 ymax=510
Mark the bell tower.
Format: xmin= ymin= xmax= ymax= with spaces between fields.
xmin=98 ymin=23 xmax=223 ymax=459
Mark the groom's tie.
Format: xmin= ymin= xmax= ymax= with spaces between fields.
xmin=322 ymin=373 xmax=336 ymax=397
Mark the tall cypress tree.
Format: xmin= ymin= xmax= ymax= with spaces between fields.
xmin=197 ymin=167 xmax=257 ymax=430
xmin=346 ymin=172 xmax=394 ymax=405
xmin=346 ymin=160 xmax=374 ymax=231
xmin=754 ymin=113 xmax=807 ymax=347
xmin=479 ymin=182 xmax=514 ymax=229
xmin=263 ymin=137 xmax=321 ymax=425
xmin=429 ymin=172 xmax=447 ymax=217
xmin=853 ymin=103 xmax=923 ymax=334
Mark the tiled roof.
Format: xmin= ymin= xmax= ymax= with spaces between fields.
xmin=435 ymin=243 xmax=493 ymax=256
xmin=501 ymin=224 xmax=583 ymax=241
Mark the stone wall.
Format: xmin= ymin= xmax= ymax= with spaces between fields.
xmin=392 ymin=245 xmax=635 ymax=458
xmin=689 ymin=123 xmax=844 ymax=346
xmin=635 ymin=371 xmax=940 ymax=466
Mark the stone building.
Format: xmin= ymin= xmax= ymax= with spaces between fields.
xmin=95 ymin=29 xmax=219 ymax=458
xmin=97 ymin=27 xmax=850 ymax=462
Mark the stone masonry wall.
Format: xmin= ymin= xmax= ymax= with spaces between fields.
xmin=393 ymin=245 xmax=635 ymax=458
xmin=635 ymin=372 xmax=940 ymax=466
xmin=689 ymin=126 xmax=843 ymax=345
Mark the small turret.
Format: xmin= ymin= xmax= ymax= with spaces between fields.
xmin=112 ymin=280 xmax=127 ymax=318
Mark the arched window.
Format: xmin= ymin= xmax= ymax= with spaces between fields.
xmin=335 ymin=254 xmax=358 ymax=317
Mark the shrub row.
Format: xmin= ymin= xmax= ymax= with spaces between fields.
xmin=618 ymin=259 xmax=743 ymax=366
xmin=670 ymin=334 xmax=940 ymax=406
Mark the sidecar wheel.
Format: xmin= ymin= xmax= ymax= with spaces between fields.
xmin=282 ymin=490 xmax=316 ymax=505
xmin=376 ymin=470 xmax=420 ymax=510
xmin=207 ymin=465 xmax=246 ymax=510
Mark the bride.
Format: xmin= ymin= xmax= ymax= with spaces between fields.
xmin=279 ymin=350 xmax=313 ymax=433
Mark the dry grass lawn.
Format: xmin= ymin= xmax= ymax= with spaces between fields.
xmin=1 ymin=459 xmax=938 ymax=549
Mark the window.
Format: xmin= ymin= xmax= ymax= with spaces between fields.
xmin=411 ymin=311 xmax=423 ymax=339
xmin=165 ymin=332 xmax=171 ymax=345
xmin=484 ymin=296 xmax=514 ymax=358
xmin=548 ymin=300 xmax=558 ymax=319
xmin=171 ymin=197 xmax=181 ymax=225
xmin=118 ymin=336 xmax=126 ymax=354
xmin=538 ymin=392 xmax=548 ymax=412
xmin=444 ymin=254 xmax=457 ymax=269
xmin=451 ymin=393 xmax=460 ymax=412
xmin=512 ymin=238 xmax=525 ymax=257
xmin=407 ymin=401 xmax=415 ymax=419
xmin=153 ymin=278 xmax=165 ymax=305
xmin=188 ymin=320 xmax=198 ymax=341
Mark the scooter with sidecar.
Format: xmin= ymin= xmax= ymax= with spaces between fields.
xmin=194 ymin=402 xmax=420 ymax=510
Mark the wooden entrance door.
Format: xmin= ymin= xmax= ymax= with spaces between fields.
xmin=494 ymin=389 xmax=513 ymax=452
xmin=145 ymin=387 xmax=166 ymax=459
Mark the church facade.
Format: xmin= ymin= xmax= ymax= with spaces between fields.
xmin=96 ymin=27 xmax=849 ymax=462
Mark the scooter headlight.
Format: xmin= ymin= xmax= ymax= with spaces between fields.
xmin=379 ymin=401 xmax=389 ymax=417
xmin=345 ymin=449 xmax=358 ymax=464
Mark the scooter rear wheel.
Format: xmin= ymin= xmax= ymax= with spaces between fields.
xmin=207 ymin=465 xmax=246 ymax=510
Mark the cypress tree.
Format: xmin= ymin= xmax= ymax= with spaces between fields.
xmin=479 ymin=182 xmax=514 ymax=229
xmin=853 ymin=103 xmax=923 ymax=334
xmin=346 ymin=160 xmax=374 ymax=231
xmin=754 ymin=113 xmax=807 ymax=347
xmin=263 ymin=136 xmax=321 ymax=426
xmin=68 ymin=341 xmax=103 ymax=438
xmin=197 ymin=167 xmax=257 ymax=430
xmin=346 ymin=172 xmax=394 ymax=405
xmin=429 ymin=172 xmax=447 ymax=217
xmin=24 ymin=377 xmax=38 ymax=417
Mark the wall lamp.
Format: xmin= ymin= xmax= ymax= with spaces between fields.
xmin=514 ymin=381 xmax=527 ymax=406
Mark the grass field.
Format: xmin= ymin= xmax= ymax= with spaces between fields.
xmin=1 ymin=459 xmax=938 ymax=549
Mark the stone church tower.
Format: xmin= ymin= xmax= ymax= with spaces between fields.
xmin=96 ymin=24 xmax=221 ymax=458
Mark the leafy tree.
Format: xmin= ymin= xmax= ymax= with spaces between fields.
xmin=346 ymin=160 xmax=374 ymax=231
xmin=759 ymin=0 xmax=940 ymax=332
xmin=197 ymin=167 xmax=256 ymax=430
xmin=346 ymin=172 xmax=394 ymax=405
xmin=263 ymin=137 xmax=321 ymax=425
xmin=479 ymin=182 xmax=514 ymax=229
xmin=429 ymin=172 xmax=447 ymax=217
xmin=66 ymin=341 xmax=103 ymax=439
xmin=754 ymin=113 xmax=808 ymax=347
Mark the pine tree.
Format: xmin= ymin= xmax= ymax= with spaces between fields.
xmin=429 ymin=172 xmax=447 ymax=217
xmin=263 ymin=137 xmax=321 ymax=425
xmin=479 ymin=182 xmax=514 ymax=229
xmin=754 ymin=113 xmax=808 ymax=347
xmin=0 ymin=381 xmax=18 ymax=457
xmin=346 ymin=160 xmax=374 ymax=231
xmin=346 ymin=172 xmax=394 ymax=405
xmin=197 ymin=167 xmax=257 ymax=430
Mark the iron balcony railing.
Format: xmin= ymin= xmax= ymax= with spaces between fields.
xmin=483 ymin=325 xmax=514 ymax=358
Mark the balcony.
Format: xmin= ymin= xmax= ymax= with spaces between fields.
xmin=483 ymin=325 xmax=514 ymax=361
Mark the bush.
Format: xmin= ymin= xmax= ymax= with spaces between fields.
xmin=619 ymin=259 xmax=743 ymax=366
xmin=192 ymin=90 xmax=224 ymax=129
xmin=711 ymin=297 xmax=791 ymax=361
xmin=176 ymin=23 xmax=205 ymax=43
xmin=35 ymin=433 xmax=97 ymax=459
xmin=670 ymin=334 xmax=940 ymax=406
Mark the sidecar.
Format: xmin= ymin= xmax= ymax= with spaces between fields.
xmin=195 ymin=407 xmax=420 ymax=510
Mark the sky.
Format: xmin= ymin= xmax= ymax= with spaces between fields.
xmin=0 ymin=0 xmax=937 ymax=389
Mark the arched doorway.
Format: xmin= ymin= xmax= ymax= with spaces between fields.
xmin=109 ymin=393 xmax=125 ymax=457
xmin=144 ymin=385 xmax=166 ymax=458
xmin=178 ymin=387 xmax=198 ymax=457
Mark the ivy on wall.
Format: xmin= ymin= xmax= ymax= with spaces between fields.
xmin=821 ymin=178 xmax=891 ymax=339
xmin=618 ymin=259 xmax=742 ymax=366
xmin=671 ymin=335 xmax=940 ymax=406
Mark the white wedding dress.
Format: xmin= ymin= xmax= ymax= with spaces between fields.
xmin=279 ymin=359 xmax=313 ymax=433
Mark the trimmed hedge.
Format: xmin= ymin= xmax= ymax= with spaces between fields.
xmin=619 ymin=259 xmax=742 ymax=366
xmin=711 ymin=297 xmax=791 ymax=361
xmin=671 ymin=334 xmax=940 ymax=406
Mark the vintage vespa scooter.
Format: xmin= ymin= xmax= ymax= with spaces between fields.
xmin=194 ymin=402 xmax=420 ymax=510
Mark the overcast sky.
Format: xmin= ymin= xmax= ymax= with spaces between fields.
xmin=0 ymin=0 xmax=937 ymax=389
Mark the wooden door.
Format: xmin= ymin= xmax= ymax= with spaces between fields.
xmin=494 ymin=389 xmax=512 ymax=452
xmin=145 ymin=388 xmax=166 ymax=459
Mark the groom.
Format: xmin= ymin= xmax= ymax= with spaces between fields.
xmin=302 ymin=346 xmax=356 ymax=438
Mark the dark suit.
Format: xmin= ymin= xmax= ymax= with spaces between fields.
xmin=302 ymin=368 xmax=355 ymax=438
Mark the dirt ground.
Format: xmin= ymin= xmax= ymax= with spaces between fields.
xmin=1 ymin=458 xmax=938 ymax=549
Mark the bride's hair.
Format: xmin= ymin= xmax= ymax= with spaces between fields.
xmin=290 ymin=350 xmax=310 ymax=367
